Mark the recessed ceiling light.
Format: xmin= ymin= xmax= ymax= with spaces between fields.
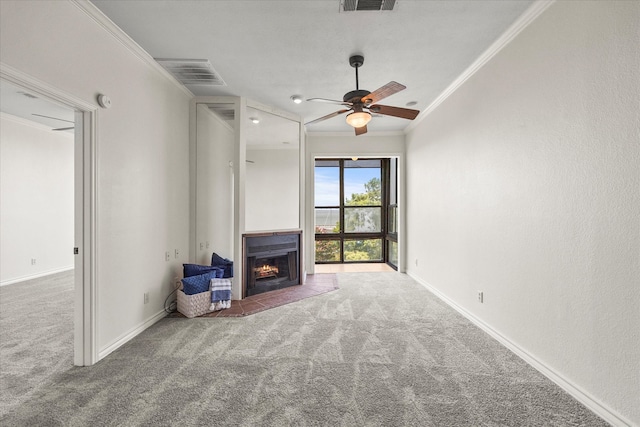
xmin=290 ymin=95 xmax=303 ymax=104
xmin=406 ymin=101 xmax=418 ymax=107
xmin=250 ymin=117 xmax=260 ymax=124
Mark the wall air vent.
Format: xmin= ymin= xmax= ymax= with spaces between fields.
xmin=208 ymin=105 xmax=235 ymax=122
xmin=341 ymin=0 xmax=396 ymax=12
xmin=155 ymin=58 xmax=226 ymax=86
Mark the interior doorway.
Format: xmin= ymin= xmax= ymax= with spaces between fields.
xmin=0 ymin=72 xmax=96 ymax=367
xmin=314 ymin=157 xmax=399 ymax=270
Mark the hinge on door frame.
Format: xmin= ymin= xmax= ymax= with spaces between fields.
xmin=74 ymin=247 xmax=79 ymax=255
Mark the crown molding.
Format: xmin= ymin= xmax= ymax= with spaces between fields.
xmin=405 ymin=0 xmax=556 ymax=134
xmin=306 ymin=130 xmax=405 ymax=138
xmin=69 ymin=0 xmax=193 ymax=99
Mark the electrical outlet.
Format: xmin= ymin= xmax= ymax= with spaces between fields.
xmin=165 ymin=251 xmax=170 ymax=262
xmin=31 ymin=258 xmax=37 ymax=265
xmin=175 ymin=249 xmax=179 ymax=258
xmin=206 ymin=241 xmax=210 ymax=249
xmin=477 ymin=291 xmax=484 ymax=303
xmin=200 ymin=242 xmax=204 ymax=250
xmin=144 ymin=292 xmax=149 ymax=304
xmin=415 ymin=258 xmax=418 ymax=267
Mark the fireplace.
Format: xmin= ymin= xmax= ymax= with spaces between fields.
xmin=243 ymin=230 xmax=301 ymax=297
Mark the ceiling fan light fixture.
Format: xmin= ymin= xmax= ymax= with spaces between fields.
xmin=346 ymin=111 xmax=371 ymax=128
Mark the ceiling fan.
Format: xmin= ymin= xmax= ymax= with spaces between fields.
xmin=305 ymin=55 xmax=420 ymax=136
xmin=32 ymin=113 xmax=74 ymax=131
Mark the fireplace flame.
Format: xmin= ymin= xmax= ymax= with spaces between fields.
xmin=254 ymin=264 xmax=279 ymax=278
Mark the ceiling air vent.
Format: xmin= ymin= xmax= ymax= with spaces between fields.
xmin=155 ymin=58 xmax=226 ymax=86
xmin=208 ymin=105 xmax=235 ymax=122
xmin=341 ymin=0 xmax=396 ymax=12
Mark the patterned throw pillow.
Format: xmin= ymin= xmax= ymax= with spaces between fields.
xmin=181 ymin=270 xmax=217 ymax=295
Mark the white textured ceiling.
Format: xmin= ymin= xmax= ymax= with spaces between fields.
xmin=81 ymin=1 xmax=536 ymax=134
xmin=90 ymin=0 xmax=534 ymax=134
xmin=0 ymin=80 xmax=75 ymax=130
xmin=1 ymin=1 xmax=536 ymax=135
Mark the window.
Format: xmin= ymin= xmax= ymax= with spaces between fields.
xmin=315 ymin=158 xmax=392 ymax=264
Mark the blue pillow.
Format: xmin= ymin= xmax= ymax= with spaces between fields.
xmin=183 ymin=264 xmax=223 ymax=278
xmin=211 ymin=253 xmax=232 ymax=266
xmin=211 ymin=253 xmax=233 ymax=278
xmin=181 ymin=270 xmax=217 ymax=295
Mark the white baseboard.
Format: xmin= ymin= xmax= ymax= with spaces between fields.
xmin=406 ymin=270 xmax=633 ymax=427
xmin=98 ymin=309 xmax=168 ymax=361
xmin=1 ymin=266 xmax=74 ymax=286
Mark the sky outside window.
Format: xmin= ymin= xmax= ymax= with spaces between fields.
xmin=315 ymin=164 xmax=380 ymax=207
xmin=344 ymin=167 xmax=380 ymax=205
xmin=314 ymin=167 xmax=339 ymax=206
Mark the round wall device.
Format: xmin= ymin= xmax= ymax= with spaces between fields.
xmin=97 ymin=94 xmax=111 ymax=109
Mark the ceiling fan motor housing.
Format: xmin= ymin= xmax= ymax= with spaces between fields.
xmin=343 ymin=89 xmax=370 ymax=103
xmin=349 ymin=55 xmax=364 ymax=68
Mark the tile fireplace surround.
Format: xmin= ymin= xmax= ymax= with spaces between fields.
xmin=172 ymin=273 xmax=338 ymax=318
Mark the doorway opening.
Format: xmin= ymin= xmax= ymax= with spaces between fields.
xmin=0 ymin=73 xmax=96 ymax=368
xmin=314 ymin=157 xmax=399 ymax=270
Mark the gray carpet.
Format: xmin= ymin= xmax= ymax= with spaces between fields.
xmin=0 ymin=271 xmax=608 ymax=426
xmin=0 ymin=270 xmax=74 ymax=416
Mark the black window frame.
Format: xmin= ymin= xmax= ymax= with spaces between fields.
xmin=314 ymin=158 xmax=390 ymax=264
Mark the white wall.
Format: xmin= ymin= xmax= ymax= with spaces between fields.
xmin=0 ymin=1 xmax=192 ymax=358
xmin=405 ymin=1 xmax=639 ymax=424
xmin=0 ymin=114 xmax=74 ymax=284
xmin=195 ymin=104 xmax=234 ymax=265
xmin=245 ymin=148 xmax=299 ymax=232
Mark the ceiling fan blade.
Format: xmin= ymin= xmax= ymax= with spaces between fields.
xmin=305 ymin=109 xmax=351 ymax=126
xmin=361 ymin=81 xmax=406 ymax=105
xmin=368 ymin=104 xmax=420 ymax=120
xmin=32 ymin=113 xmax=75 ymax=123
xmin=355 ymin=125 xmax=368 ymax=136
xmin=306 ymin=98 xmax=352 ymax=106
xmin=52 ymin=127 xmax=75 ymax=131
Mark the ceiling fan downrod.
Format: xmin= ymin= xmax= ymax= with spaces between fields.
xmin=349 ymin=55 xmax=364 ymax=90
xmin=343 ymin=55 xmax=370 ymax=103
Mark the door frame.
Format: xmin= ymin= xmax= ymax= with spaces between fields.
xmin=309 ymin=154 xmax=405 ymax=273
xmin=314 ymin=158 xmax=389 ymax=264
xmin=1 ymin=63 xmax=98 ymax=366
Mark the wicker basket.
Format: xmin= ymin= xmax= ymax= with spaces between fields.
xmin=177 ymin=289 xmax=213 ymax=318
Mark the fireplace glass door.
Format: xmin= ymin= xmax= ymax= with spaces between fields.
xmin=244 ymin=231 xmax=300 ymax=297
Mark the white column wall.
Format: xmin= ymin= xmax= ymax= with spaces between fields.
xmin=0 ymin=114 xmax=74 ymax=284
xmin=0 ymin=1 xmax=192 ymax=357
xmin=405 ymin=1 xmax=639 ymax=424
xmin=194 ymin=105 xmax=234 ymax=265
xmin=245 ymin=148 xmax=299 ymax=232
